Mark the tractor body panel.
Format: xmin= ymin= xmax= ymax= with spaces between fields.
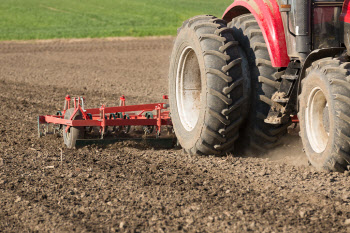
xmin=223 ymin=0 xmax=290 ymax=67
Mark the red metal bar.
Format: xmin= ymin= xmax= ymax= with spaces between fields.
xmin=85 ymin=103 xmax=167 ymax=115
xmin=41 ymin=116 xmax=170 ymax=127
xmin=291 ymin=115 xmax=299 ymax=123
xmin=120 ymin=95 xmax=125 ymax=116
xmin=138 ymin=110 xmax=146 ymax=117
xmin=64 ymin=95 xmax=71 ymax=114
xmin=156 ymin=105 xmax=161 ymax=134
xmin=100 ymin=105 xmax=106 ymax=135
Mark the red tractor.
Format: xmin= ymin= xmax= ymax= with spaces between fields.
xmin=169 ymin=0 xmax=350 ymax=172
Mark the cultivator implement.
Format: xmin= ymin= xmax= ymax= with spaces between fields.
xmin=38 ymin=95 xmax=174 ymax=148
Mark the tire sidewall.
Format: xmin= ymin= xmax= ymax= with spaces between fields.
xmin=169 ymin=25 xmax=207 ymax=150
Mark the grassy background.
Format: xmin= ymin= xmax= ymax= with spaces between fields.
xmin=0 ymin=0 xmax=231 ymax=41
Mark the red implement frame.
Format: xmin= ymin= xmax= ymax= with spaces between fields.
xmin=38 ymin=95 xmax=172 ymax=137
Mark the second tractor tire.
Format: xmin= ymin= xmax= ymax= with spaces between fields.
xmin=169 ymin=15 xmax=247 ymax=155
xmin=229 ymin=13 xmax=290 ymax=153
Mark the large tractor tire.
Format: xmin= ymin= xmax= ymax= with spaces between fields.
xmin=299 ymin=57 xmax=350 ymax=172
xmin=229 ymin=13 xmax=289 ymax=153
xmin=169 ymin=15 xmax=247 ymax=155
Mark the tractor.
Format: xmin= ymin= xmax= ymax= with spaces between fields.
xmin=169 ymin=0 xmax=350 ymax=172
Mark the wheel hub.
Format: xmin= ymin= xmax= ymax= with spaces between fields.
xmin=305 ymin=87 xmax=329 ymax=153
xmin=176 ymin=46 xmax=202 ymax=131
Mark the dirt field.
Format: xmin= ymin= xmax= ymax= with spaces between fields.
xmin=1 ymin=37 xmax=350 ymax=232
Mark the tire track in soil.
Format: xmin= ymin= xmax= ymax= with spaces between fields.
xmin=1 ymin=37 xmax=350 ymax=232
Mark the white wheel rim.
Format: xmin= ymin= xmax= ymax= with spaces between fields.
xmin=176 ymin=46 xmax=202 ymax=131
xmin=305 ymin=87 xmax=329 ymax=153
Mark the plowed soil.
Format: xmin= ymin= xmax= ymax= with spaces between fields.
xmin=1 ymin=37 xmax=350 ymax=232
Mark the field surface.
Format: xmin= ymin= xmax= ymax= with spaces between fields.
xmin=1 ymin=37 xmax=350 ymax=232
xmin=0 ymin=0 xmax=230 ymax=40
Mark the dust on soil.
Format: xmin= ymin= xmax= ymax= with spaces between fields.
xmin=1 ymin=37 xmax=350 ymax=232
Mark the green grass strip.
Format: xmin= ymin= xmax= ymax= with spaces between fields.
xmin=0 ymin=0 xmax=231 ymax=40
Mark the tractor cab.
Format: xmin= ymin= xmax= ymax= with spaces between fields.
xmin=281 ymin=0 xmax=344 ymax=60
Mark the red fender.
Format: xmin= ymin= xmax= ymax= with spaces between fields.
xmin=341 ymin=0 xmax=350 ymax=23
xmin=222 ymin=0 xmax=289 ymax=68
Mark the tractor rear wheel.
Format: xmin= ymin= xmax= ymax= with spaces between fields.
xmin=299 ymin=57 xmax=350 ymax=172
xmin=169 ymin=15 xmax=247 ymax=155
xmin=229 ymin=13 xmax=289 ymax=153
xmin=63 ymin=108 xmax=84 ymax=149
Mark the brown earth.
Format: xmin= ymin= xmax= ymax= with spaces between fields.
xmin=1 ymin=37 xmax=350 ymax=232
